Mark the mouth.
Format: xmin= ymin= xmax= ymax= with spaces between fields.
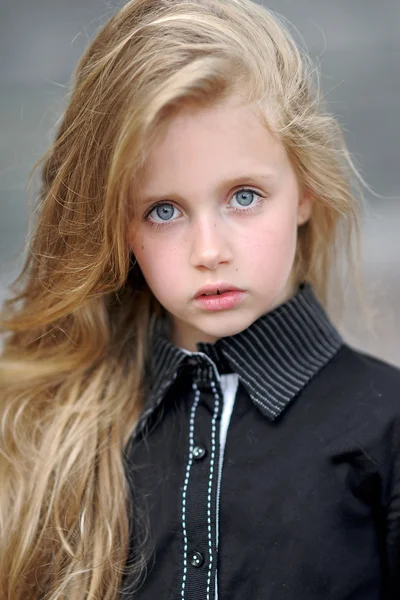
xmin=194 ymin=287 xmax=246 ymax=311
xmin=201 ymin=290 xmax=222 ymax=297
xmin=194 ymin=283 xmax=244 ymax=299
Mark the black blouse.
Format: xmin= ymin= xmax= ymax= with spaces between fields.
xmin=120 ymin=284 xmax=400 ymax=599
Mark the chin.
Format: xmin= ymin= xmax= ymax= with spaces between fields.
xmin=198 ymin=315 xmax=255 ymax=340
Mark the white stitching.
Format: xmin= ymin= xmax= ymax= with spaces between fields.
xmin=181 ymin=383 xmax=201 ymax=600
xmin=206 ymin=380 xmax=220 ymax=600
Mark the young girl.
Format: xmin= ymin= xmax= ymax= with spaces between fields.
xmin=1 ymin=0 xmax=399 ymax=598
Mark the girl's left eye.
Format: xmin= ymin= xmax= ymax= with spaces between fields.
xmin=144 ymin=187 xmax=263 ymax=228
xmin=230 ymin=189 xmax=261 ymax=210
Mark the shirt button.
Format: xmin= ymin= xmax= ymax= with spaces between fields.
xmin=193 ymin=445 xmax=206 ymax=460
xmin=190 ymin=551 xmax=204 ymax=568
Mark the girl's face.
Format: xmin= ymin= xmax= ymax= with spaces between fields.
xmin=129 ymin=96 xmax=312 ymax=351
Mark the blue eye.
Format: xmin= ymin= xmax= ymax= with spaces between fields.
xmin=231 ymin=188 xmax=262 ymax=212
xmin=232 ymin=189 xmax=257 ymax=208
xmin=147 ymin=203 xmax=180 ymax=224
xmin=144 ymin=187 xmax=263 ymax=229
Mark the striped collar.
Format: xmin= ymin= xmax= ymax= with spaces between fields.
xmin=142 ymin=283 xmax=342 ymax=423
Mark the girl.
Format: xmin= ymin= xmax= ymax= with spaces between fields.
xmin=0 ymin=0 xmax=399 ymax=598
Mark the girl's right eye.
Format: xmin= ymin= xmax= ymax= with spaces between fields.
xmin=145 ymin=203 xmax=181 ymax=227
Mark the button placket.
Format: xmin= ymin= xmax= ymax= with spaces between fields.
xmin=180 ymin=364 xmax=222 ymax=600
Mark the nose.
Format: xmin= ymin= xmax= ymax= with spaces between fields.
xmin=189 ymin=213 xmax=233 ymax=270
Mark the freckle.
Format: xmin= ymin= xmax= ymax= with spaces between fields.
xmin=141 ymin=245 xmax=144 ymax=250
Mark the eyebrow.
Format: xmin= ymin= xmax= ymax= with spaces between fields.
xmin=138 ymin=172 xmax=277 ymax=206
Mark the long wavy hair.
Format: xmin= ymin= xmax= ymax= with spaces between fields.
xmin=0 ymin=0 xmax=364 ymax=597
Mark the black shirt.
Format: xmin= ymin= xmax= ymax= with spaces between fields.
xmin=121 ymin=284 xmax=400 ymax=599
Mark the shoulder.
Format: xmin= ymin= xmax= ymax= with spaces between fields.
xmin=331 ymin=346 xmax=400 ymax=495
xmin=302 ymin=345 xmax=400 ymax=484
xmin=329 ymin=344 xmax=400 ymax=399
xmin=305 ymin=343 xmax=400 ymax=433
xmin=311 ymin=344 xmax=400 ymax=454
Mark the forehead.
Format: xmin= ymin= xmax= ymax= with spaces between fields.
xmin=138 ymin=98 xmax=289 ymax=196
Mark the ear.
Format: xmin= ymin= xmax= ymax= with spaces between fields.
xmin=297 ymin=188 xmax=313 ymax=226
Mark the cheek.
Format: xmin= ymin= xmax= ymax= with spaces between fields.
xmin=242 ymin=234 xmax=296 ymax=281
xmin=241 ymin=209 xmax=298 ymax=257
xmin=131 ymin=234 xmax=185 ymax=294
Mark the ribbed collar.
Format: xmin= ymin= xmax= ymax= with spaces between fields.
xmin=141 ymin=284 xmax=342 ymax=425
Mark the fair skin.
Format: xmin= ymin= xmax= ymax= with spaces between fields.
xmin=129 ymin=95 xmax=312 ymax=351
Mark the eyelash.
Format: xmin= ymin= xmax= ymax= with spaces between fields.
xmin=143 ymin=188 xmax=265 ymax=231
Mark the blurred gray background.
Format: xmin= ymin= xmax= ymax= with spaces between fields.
xmin=0 ymin=0 xmax=399 ymax=365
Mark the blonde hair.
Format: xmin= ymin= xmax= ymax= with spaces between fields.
xmin=0 ymin=0 xmax=364 ymax=597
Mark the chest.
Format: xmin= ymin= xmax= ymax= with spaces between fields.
xmin=122 ymin=372 xmax=384 ymax=599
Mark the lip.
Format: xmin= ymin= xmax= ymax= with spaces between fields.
xmin=194 ymin=282 xmax=244 ymax=299
xmin=193 ymin=282 xmax=246 ymax=313
xmin=194 ymin=290 xmax=246 ymax=312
